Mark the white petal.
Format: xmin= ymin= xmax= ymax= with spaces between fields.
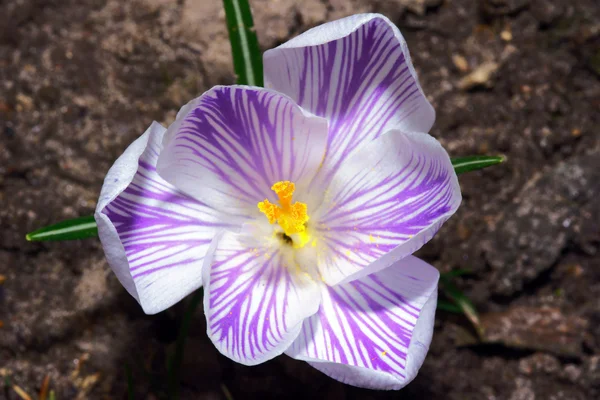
xmin=203 ymin=224 xmax=321 ymax=365
xmin=314 ymin=130 xmax=461 ymax=285
xmin=157 ymin=85 xmax=328 ymax=220
xmin=96 ymin=122 xmax=231 ymax=314
xmin=264 ymin=13 xmax=434 ymax=181
xmin=286 ymin=256 xmax=439 ymax=390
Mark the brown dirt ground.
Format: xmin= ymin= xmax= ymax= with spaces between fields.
xmin=1 ymin=0 xmax=600 ymax=399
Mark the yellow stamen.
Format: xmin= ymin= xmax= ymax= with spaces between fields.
xmin=257 ymin=199 xmax=280 ymax=224
xmin=294 ymin=229 xmax=311 ymax=249
xmin=258 ymin=181 xmax=310 ymax=240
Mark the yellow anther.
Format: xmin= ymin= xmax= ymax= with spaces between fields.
xmin=258 ymin=181 xmax=310 ymax=239
xmin=257 ymin=199 xmax=280 ymax=224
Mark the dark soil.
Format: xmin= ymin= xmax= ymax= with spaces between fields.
xmin=1 ymin=0 xmax=599 ymax=399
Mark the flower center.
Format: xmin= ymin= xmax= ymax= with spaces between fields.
xmin=258 ymin=181 xmax=310 ymax=248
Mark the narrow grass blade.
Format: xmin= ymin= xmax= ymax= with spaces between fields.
xmin=437 ymin=299 xmax=462 ymax=313
xmin=12 ymin=385 xmax=32 ymax=400
xmin=25 ymin=215 xmax=98 ymax=241
xmin=3 ymin=376 xmax=11 ymax=399
xmin=451 ymin=155 xmax=506 ymax=174
xmin=221 ymin=384 xmax=235 ymax=400
xmin=440 ymin=276 xmax=484 ymax=338
xmin=26 ymin=153 xmax=506 ymax=242
xmin=125 ymin=365 xmax=134 ymax=400
xmin=168 ymin=288 xmax=204 ymax=400
xmin=223 ymin=0 xmax=263 ymax=86
xmin=39 ymin=375 xmax=50 ymax=400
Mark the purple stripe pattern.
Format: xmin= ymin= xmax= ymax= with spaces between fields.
xmin=97 ymin=13 xmax=460 ymax=389
xmin=313 ymin=130 xmax=460 ymax=285
xmin=157 ymin=86 xmax=328 ymax=219
xmin=100 ymin=123 xmax=231 ymax=313
xmin=286 ymin=256 xmax=439 ymax=389
xmin=264 ymin=15 xmax=435 ymax=183
xmin=203 ymin=227 xmax=321 ymax=365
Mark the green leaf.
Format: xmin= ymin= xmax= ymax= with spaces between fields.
xmin=223 ymin=0 xmax=263 ymax=86
xmin=25 ymin=154 xmax=506 ymax=242
xmin=437 ymin=299 xmax=462 ymax=313
xmin=451 ymin=155 xmax=505 ymax=174
xmin=25 ymin=215 xmax=98 ymax=242
xmin=440 ymin=275 xmax=484 ymax=338
xmin=221 ymin=384 xmax=235 ymax=400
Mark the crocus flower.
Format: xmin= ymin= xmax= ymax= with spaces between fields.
xmin=96 ymin=13 xmax=461 ymax=390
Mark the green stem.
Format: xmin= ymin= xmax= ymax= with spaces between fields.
xmin=167 ymin=288 xmax=204 ymax=400
xmin=125 ymin=364 xmax=134 ymax=400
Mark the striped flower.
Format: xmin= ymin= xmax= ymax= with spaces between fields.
xmin=96 ymin=14 xmax=461 ymax=390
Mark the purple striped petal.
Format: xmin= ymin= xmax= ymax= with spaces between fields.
xmin=203 ymin=225 xmax=321 ymax=365
xmin=314 ymin=130 xmax=460 ymax=285
xmin=264 ymin=13 xmax=435 ymax=182
xmin=286 ymin=256 xmax=439 ymax=390
xmin=157 ymin=86 xmax=328 ymax=219
xmin=96 ymin=122 xmax=231 ymax=314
